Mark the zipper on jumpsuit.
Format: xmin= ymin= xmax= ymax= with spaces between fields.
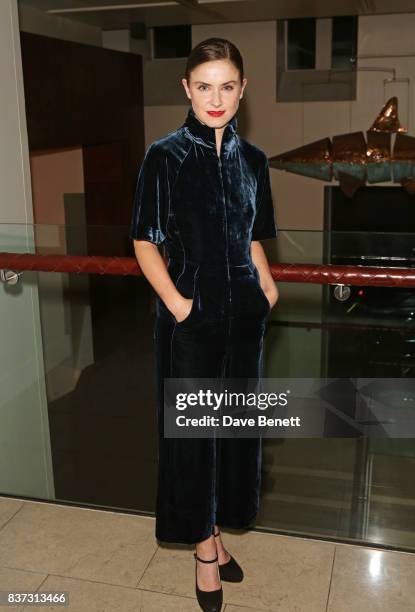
xmin=214 ymin=146 xmax=231 ymax=530
xmin=217 ymin=153 xmax=231 ymax=379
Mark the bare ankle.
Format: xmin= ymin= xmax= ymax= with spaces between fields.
xmin=196 ymin=535 xmax=216 ymax=553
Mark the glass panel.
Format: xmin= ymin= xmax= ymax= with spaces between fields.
xmin=257 ymin=229 xmax=415 ymax=551
xmin=1 ymin=224 xmax=415 ymax=552
xmin=331 ymin=16 xmax=358 ymax=70
xmin=287 ymin=18 xmax=316 ymax=70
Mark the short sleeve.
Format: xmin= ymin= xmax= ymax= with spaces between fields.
xmin=251 ymin=154 xmax=278 ymax=241
xmin=129 ymin=143 xmax=169 ymax=245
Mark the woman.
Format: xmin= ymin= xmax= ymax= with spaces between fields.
xmin=130 ymin=37 xmax=278 ymax=612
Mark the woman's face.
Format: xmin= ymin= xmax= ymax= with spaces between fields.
xmin=182 ymin=59 xmax=247 ymax=129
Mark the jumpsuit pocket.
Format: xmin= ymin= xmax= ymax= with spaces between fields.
xmin=174 ymin=264 xmax=200 ymax=326
xmin=249 ymin=263 xmax=271 ymax=314
xmin=157 ymin=263 xmax=200 ymax=325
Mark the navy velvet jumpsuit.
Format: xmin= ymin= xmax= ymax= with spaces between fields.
xmin=129 ymin=105 xmax=277 ymax=544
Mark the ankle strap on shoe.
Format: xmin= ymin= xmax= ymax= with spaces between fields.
xmin=194 ymin=552 xmax=218 ymax=563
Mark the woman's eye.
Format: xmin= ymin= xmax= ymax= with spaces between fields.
xmin=196 ymin=85 xmax=234 ymax=92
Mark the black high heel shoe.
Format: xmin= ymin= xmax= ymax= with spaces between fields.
xmin=193 ymin=551 xmax=223 ymax=612
xmin=214 ymin=529 xmax=244 ymax=582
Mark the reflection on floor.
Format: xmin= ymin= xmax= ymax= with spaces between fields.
xmin=0 ymin=497 xmax=414 ymax=611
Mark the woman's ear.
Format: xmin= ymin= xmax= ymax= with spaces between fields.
xmin=240 ymin=77 xmax=248 ymax=99
xmin=181 ymin=78 xmax=191 ymax=100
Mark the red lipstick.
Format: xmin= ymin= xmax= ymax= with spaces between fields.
xmin=207 ymin=111 xmax=225 ymax=117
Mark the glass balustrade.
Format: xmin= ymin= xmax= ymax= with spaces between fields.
xmin=0 ymin=224 xmax=414 ymax=552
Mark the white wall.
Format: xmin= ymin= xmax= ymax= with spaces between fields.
xmin=356 ymin=14 xmax=414 ymax=134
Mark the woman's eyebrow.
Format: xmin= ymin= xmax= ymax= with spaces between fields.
xmin=193 ymin=80 xmax=238 ymax=85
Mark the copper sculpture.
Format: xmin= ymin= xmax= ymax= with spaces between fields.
xmin=269 ymin=97 xmax=415 ymax=197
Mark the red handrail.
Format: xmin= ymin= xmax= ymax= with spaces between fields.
xmin=0 ymin=252 xmax=415 ymax=287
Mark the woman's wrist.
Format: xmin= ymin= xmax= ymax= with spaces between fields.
xmin=264 ymin=283 xmax=278 ymax=306
xmin=164 ymin=291 xmax=187 ymax=317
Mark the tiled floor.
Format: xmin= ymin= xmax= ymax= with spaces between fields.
xmin=0 ymin=497 xmax=414 ymax=611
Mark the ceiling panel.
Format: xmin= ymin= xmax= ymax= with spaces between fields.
xmin=18 ymin=0 xmax=415 ymax=29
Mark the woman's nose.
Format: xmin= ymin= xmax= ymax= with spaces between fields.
xmin=210 ymin=89 xmax=222 ymax=106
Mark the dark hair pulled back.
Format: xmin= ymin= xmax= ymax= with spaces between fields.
xmin=185 ymin=37 xmax=244 ymax=83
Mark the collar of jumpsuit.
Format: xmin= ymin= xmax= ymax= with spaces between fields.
xmin=183 ymin=105 xmax=238 ymax=157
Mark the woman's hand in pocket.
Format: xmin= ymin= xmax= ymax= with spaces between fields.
xmin=264 ymin=283 xmax=279 ymax=310
xmin=169 ymin=296 xmax=193 ymax=323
